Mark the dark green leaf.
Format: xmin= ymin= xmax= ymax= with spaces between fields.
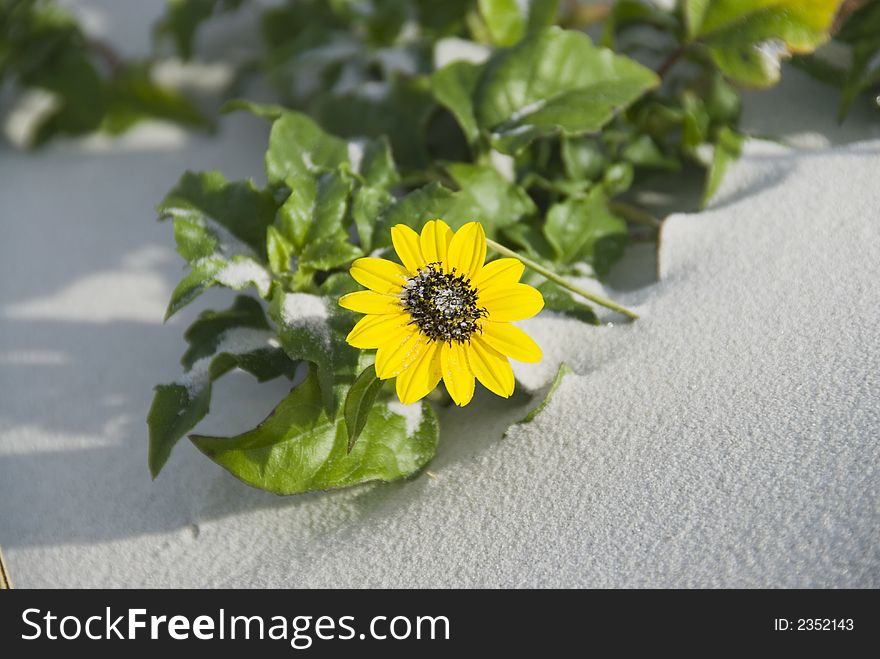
xmin=266 ymin=111 xmax=349 ymax=184
xmin=182 ymin=295 xmax=270 ymax=369
xmin=154 ymin=0 xmax=245 ymax=60
xmin=191 ymin=368 xmax=439 ymax=494
xmin=506 ymin=362 xmax=573 ymax=435
xmin=431 ymin=60 xmax=483 ymax=143
xmin=534 ymin=280 xmax=600 ymax=325
xmin=446 ymin=161 xmax=537 ymax=228
xmin=148 ymin=382 xmax=211 ymax=478
xmin=702 ymin=126 xmax=744 ymax=208
xmin=544 ymin=189 xmax=628 ymax=276
xmin=344 ymin=365 xmax=385 ymax=452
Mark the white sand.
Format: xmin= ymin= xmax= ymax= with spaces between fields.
xmin=0 ymin=2 xmax=878 ymax=588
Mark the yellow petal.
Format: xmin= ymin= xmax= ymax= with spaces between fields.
xmin=350 ymin=257 xmax=409 ymax=294
xmin=467 ymin=336 xmax=515 ymax=398
xmin=346 ymin=313 xmax=410 ymax=349
xmin=391 ymin=224 xmax=426 ymax=275
xmin=396 ymin=339 xmax=441 ymax=404
xmin=479 ymin=321 xmax=542 ymax=363
xmin=446 ymin=221 xmax=486 ymax=280
xmin=480 ymin=283 xmax=544 ymax=321
xmin=339 ymin=290 xmax=402 ymax=315
xmin=375 ymin=329 xmax=422 ymax=380
xmin=419 ymin=219 xmax=453 ymax=267
xmin=472 ymin=257 xmax=524 ymax=294
xmin=440 ymin=341 xmax=475 ymax=406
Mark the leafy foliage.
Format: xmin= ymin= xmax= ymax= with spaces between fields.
xmin=144 ymin=0 xmax=847 ymax=494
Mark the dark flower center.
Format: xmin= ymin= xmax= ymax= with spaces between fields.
xmin=399 ymin=263 xmax=487 ymax=343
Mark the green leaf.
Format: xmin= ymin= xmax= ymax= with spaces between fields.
xmin=148 ymin=382 xmax=211 ymax=478
xmin=265 ymin=111 xmax=349 ymax=184
xmin=158 ymin=171 xmax=277 ymax=259
xmin=344 ymin=365 xmax=385 ymax=452
xmin=446 ymin=161 xmax=537 ymax=228
xmin=544 ymin=189 xmax=628 ymax=276
xmin=148 ymin=299 xmax=293 ymax=477
xmin=431 ymin=60 xmax=483 ymax=143
xmin=164 ymin=255 xmax=272 ymax=320
xmin=475 ymin=27 xmax=659 ymax=154
xmin=621 ymin=134 xmax=680 ymax=171
xmin=506 ymin=362 xmax=573 ymax=435
xmin=352 ymin=185 xmax=395 ymax=253
xmin=376 ymin=182 xmax=458 ymax=244
xmin=191 ymin=368 xmax=439 ymax=494
xmin=685 ymin=0 xmax=840 ymax=87
xmin=266 ymin=225 xmax=294 ymax=273
xmin=478 ymin=0 xmax=559 ymax=46
xmin=358 ymin=136 xmax=400 ymax=190
xmin=561 ymin=136 xmax=606 ymax=181
xmin=269 ymin=289 xmax=358 ymax=414
xmin=181 ymin=295 xmax=270 ymax=369
xmin=300 ymin=235 xmax=363 ymax=271
xmin=276 ymin=170 xmax=352 ymax=253
xmin=601 ymin=161 xmax=634 ymax=196
xmin=702 ymin=126 xmax=744 ymax=208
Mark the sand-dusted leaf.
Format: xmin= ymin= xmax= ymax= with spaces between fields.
xmin=475 ymin=27 xmax=659 ymax=154
xmin=544 ymin=189 xmax=628 ymax=276
xmin=165 ymin=254 xmax=272 ymax=320
xmin=191 ymin=368 xmax=438 ymax=494
xmin=685 ymin=0 xmax=841 ymax=87
xmin=344 ymin=365 xmax=385 ymax=452
xmin=148 ymin=305 xmax=294 ymax=478
xmin=276 ymin=170 xmax=352 ymax=252
xmin=158 ymin=170 xmax=277 ymax=259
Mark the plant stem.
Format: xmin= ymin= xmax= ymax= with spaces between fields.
xmin=655 ymin=44 xmax=685 ymax=79
xmin=609 ymin=200 xmax=662 ymax=229
xmin=485 ymin=238 xmax=639 ymax=320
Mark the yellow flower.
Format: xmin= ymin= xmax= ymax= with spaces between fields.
xmin=339 ymin=220 xmax=544 ymax=406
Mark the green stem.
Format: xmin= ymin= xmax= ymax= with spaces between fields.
xmin=609 ymin=200 xmax=661 ymax=229
xmin=485 ymin=239 xmax=639 ymax=320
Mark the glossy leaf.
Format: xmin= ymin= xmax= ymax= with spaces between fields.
xmin=344 ymin=364 xmax=385 ymax=452
xmin=475 ymin=27 xmax=659 ymax=153
xmin=191 ymin=368 xmax=439 ymax=494
xmin=685 ymin=0 xmax=840 ymax=87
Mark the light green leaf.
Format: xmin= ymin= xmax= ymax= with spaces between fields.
xmin=265 ymin=111 xmax=349 ymax=184
xmin=191 ymin=368 xmax=439 ymax=494
xmin=446 ymin=161 xmax=537 ymax=228
xmin=544 ymin=189 xmax=628 ymax=276
xmin=344 ymin=365 xmax=385 ymax=452
xmin=276 ymin=170 xmax=352 ymax=252
xmin=621 ymin=134 xmax=680 ymax=171
xmin=358 ymin=136 xmax=400 ymax=190
xmin=561 ymin=136 xmax=606 ymax=181
xmin=685 ymin=0 xmax=840 ymax=87
xmin=266 ymin=225 xmax=294 ymax=273
xmin=300 ymin=236 xmax=363 ymax=271
xmin=431 ymin=60 xmax=483 ymax=143
xmin=475 ymin=27 xmax=659 ymax=154
xmin=702 ymin=126 xmax=744 ymax=208
xmin=352 ymin=185 xmax=395 ymax=253
xmin=478 ymin=0 xmax=559 ymax=46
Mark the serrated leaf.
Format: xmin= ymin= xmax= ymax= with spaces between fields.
xmin=276 ymin=170 xmax=352 ymax=252
xmin=685 ymin=0 xmax=840 ymax=87
xmin=544 ymin=189 xmax=628 ymax=276
xmin=344 ymin=365 xmax=385 ymax=452
xmin=148 ymin=304 xmax=293 ymax=477
xmin=266 ymin=111 xmax=349 ymax=184
xmin=475 ymin=27 xmax=659 ymax=154
xmin=431 ymin=60 xmax=483 ymax=143
xmin=269 ymin=289 xmax=358 ymax=414
xmin=158 ymin=171 xmax=277 ymax=259
xmin=191 ymin=368 xmax=438 ymax=494
xmin=702 ymin=126 xmax=744 ymax=208
xmin=165 ymin=255 xmax=272 ymax=320
xmin=181 ymin=295 xmax=270 ymax=369
xmin=300 ymin=236 xmax=363 ymax=271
